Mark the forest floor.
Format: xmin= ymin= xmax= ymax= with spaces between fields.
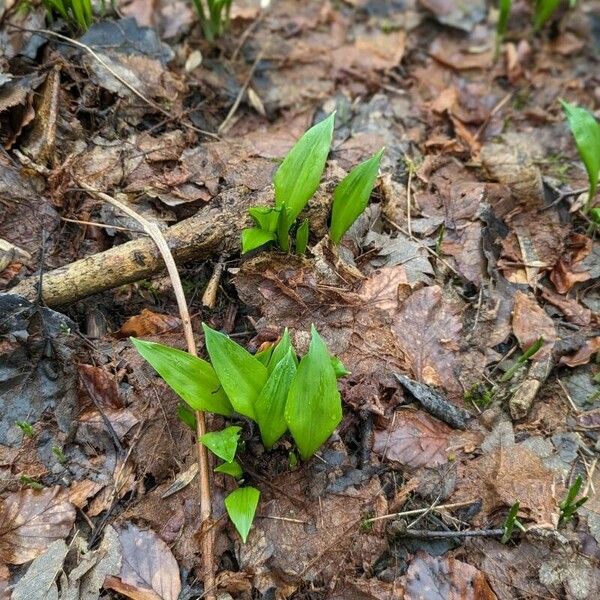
xmin=1 ymin=0 xmax=600 ymax=598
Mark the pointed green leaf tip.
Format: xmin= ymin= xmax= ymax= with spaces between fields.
xmin=285 ymin=325 xmax=342 ymax=460
xmin=202 ymin=324 xmax=267 ymax=420
xmin=130 ymin=338 xmax=233 ymax=416
xmin=199 ymin=426 xmax=241 ymax=463
xmin=329 ymin=148 xmax=384 ymax=244
xmin=225 ymin=486 xmax=261 ymax=542
xmin=561 ymin=100 xmax=600 ymax=209
xmin=214 ymin=460 xmax=243 ymax=479
xmin=274 ymin=112 xmax=335 ymax=225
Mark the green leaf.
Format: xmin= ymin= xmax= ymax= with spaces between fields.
xmin=255 ymin=345 xmax=274 ymax=367
xmin=561 ymin=100 xmax=600 ymax=209
xmin=330 ymin=356 xmax=350 ymax=379
xmin=501 ymin=501 xmax=520 ymax=544
xmin=329 ymin=148 xmax=384 ymax=244
xmin=267 ymin=328 xmax=296 ymax=372
xmin=215 ymin=460 xmax=243 ymax=479
xmin=255 ymin=349 xmax=297 ymax=448
xmin=533 ymin=0 xmax=562 ymax=30
xmin=248 ymin=206 xmax=281 ymax=233
xmin=131 ymin=338 xmax=233 ymax=416
xmin=591 ymin=208 xmax=600 ymax=224
xmin=199 ymin=426 xmax=241 ymax=463
xmin=274 ymin=113 xmax=335 ymax=225
xmin=285 ymin=326 xmax=342 ymax=460
xmin=202 ymin=324 xmax=268 ymax=420
xmin=497 ymin=0 xmax=512 ymax=38
xmin=241 ymin=227 xmax=276 ymax=254
xmin=296 ymin=219 xmax=309 ymax=255
xmin=225 ymin=486 xmax=261 ymax=543
xmin=177 ymin=403 xmax=196 ymax=430
xmin=277 ymin=206 xmax=291 ymax=253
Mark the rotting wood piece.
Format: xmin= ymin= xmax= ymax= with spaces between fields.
xmin=9 ymin=187 xmax=267 ymax=307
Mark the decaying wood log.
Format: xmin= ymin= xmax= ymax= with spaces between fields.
xmin=10 ymin=187 xmax=266 ymax=307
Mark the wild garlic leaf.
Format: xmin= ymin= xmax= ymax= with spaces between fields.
xmin=248 ymin=206 xmax=281 ymax=232
xmin=533 ymin=0 xmax=561 ymax=30
xmin=202 ymin=324 xmax=268 ymax=420
xmin=255 ymin=345 xmax=274 ymax=367
xmin=330 ymin=355 xmax=350 ymax=378
xmin=241 ymin=228 xmax=277 ymax=254
xmin=215 ymin=460 xmax=243 ymax=479
xmin=329 ymin=148 xmax=384 ymax=244
xmin=285 ymin=326 xmax=342 ymax=460
xmin=296 ymin=219 xmax=309 ymax=255
xmin=199 ymin=426 xmax=241 ymax=463
xmin=225 ymin=486 xmax=261 ymax=543
xmin=255 ymin=349 xmax=297 ymax=449
xmin=561 ymin=100 xmax=600 ymax=207
xmin=274 ymin=112 xmax=335 ymax=224
xmin=131 ymin=338 xmax=233 ymax=416
xmin=267 ymin=328 xmax=296 ymax=373
xmin=177 ymin=403 xmax=196 ymax=430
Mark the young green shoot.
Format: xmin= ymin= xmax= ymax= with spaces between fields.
xmin=16 ymin=421 xmax=35 ymax=437
xmin=496 ymin=0 xmax=512 ymax=58
xmin=191 ymin=0 xmax=232 ymax=41
xmin=501 ymin=501 xmax=525 ymax=543
xmin=500 ymin=337 xmax=544 ymax=383
xmin=533 ymin=0 xmax=562 ymax=31
xmin=560 ymin=100 xmax=600 ymax=213
xmin=43 ymin=0 xmax=93 ymax=31
xmin=224 ymin=486 xmax=260 ymax=543
xmin=199 ymin=426 xmax=242 ymax=463
xmin=559 ymin=474 xmax=588 ymax=525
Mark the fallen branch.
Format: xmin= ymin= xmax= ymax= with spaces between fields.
xmin=10 ymin=187 xmax=263 ymax=307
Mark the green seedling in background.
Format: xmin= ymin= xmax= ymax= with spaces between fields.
xmin=501 ymin=501 xmax=525 ymax=543
xmin=533 ymin=0 xmax=562 ymax=30
xmin=52 ymin=446 xmax=67 ymax=464
xmin=500 ymin=337 xmax=544 ymax=383
xmin=191 ymin=0 xmax=232 ymax=41
xmin=16 ymin=421 xmax=34 ymax=437
xmin=561 ymin=100 xmax=600 ymax=213
xmin=20 ymin=475 xmax=44 ymax=490
xmin=496 ymin=0 xmax=512 ymax=57
xmin=242 ymin=112 xmax=384 ymax=254
xmin=559 ymin=474 xmax=588 ymax=525
xmin=133 ymin=323 xmax=347 ymax=542
xmin=43 ymin=0 xmax=92 ymax=30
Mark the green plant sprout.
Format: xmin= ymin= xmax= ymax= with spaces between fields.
xmin=533 ymin=0 xmax=562 ymax=30
xmin=501 ymin=501 xmax=525 ymax=543
xmin=560 ymin=100 xmax=600 ymax=214
xmin=43 ymin=0 xmax=92 ymax=30
xmin=496 ymin=0 xmax=512 ymax=57
xmin=500 ymin=337 xmax=544 ymax=383
xmin=132 ymin=324 xmax=347 ymax=542
xmin=242 ymin=112 xmax=384 ymax=255
xmin=192 ymin=0 xmax=232 ymax=41
xmin=16 ymin=421 xmax=34 ymax=437
xmin=559 ymin=474 xmax=588 ymax=525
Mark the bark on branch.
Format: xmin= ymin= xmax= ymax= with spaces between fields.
xmin=10 ymin=187 xmax=264 ymax=307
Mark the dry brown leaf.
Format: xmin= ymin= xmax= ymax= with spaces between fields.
xmin=79 ymin=364 xmax=122 ymax=409
xmin=549 ymin=233 xmax=593 ymax=294
xmin=359 ymin=266 xmax=410 ymax=312
xmin=405 ymin=552 xmax=497 ymax=600
xmin=512 ymin=292 xmax=558 ymax=360
xmin=0 ymin=563 xmax=9 ymax=600
xmin=116 ymin=309 xmax=182 ymax=338
xmin=68 ymin=479 xmax=104 ymax=509
xmin=559 ymin=337 xmax=600 ymax=367
xmin=373 ymin=410 xmax=451 ymax=468
xmin=104 ymin=522 xmax=181 ymax=600
xmin=540 ymin=287 xmax=591 ymax=327
xmin=0 ymin=486 xmax=75 ymax=564
xmin=430 ymin=38 xmax=493 ymax=71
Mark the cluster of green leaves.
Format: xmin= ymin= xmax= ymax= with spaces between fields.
xmin=561 ymin=100 xmax=600 ymax=216
xmin=191 ymin=0 xmax=232 ymax=41
xmin=559 ymin=474 xmax=588 ymax=525
xmin=43 ymin=0 xmax=92 ymax=30
xmin=242 ymin=112 xmax=384 ymax=255
xmin=132 ymin=324 xmax=346 ymax=542
xmin=501 ymin=501 xmax=525 ymax=543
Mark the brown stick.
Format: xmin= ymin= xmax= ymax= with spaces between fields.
xmin=10 ymin=187 xmax=263 ymax=307
xmin=75 ymin=183 xmax=217 ymax=599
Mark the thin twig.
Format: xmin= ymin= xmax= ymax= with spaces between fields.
xmin=8 ymin=25 xmax=218 ymax=139
xmin=60 ymin=216 xmax=144 ymax=234
xmin=399 ymin=528 xmax=504 ymax=539
xmin=78 ymin=182 xmax=216 ymax=600
xmin=364 ymin=499 xmax=477 ymax=524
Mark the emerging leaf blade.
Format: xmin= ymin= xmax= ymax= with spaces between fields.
xmin=296 ymin=219 xmax=309 ymax=255
xmin=561 ymin=100 xmax=600 ymax=207
xmin=329 ymin=148 xmax=384 ymax=244
xmin=131 ymin=338 xmax=233 ymax=416
xmin=255 ymin=349 xmax=297 ymax=448
xmin=285 ymin=326 xmax=342 ymax=460
xmin=241 ymin=228 xmax=276 ymax=254
xmin=267 ymin=328 xmax=296 ymax=373
xmin=202 ymin=324 xmax=268 ymax=420
xmin=225 ymin=486 xmax=261 ymax=542
xmin=274 ymin=113 xmax=335 ymax=224
xmin=199 ymin=426 xmax=241 ymax=463
xmin=533 ymin=0 xmax=561 ymax=30
xmin=215 ymin=460 xmax=243 ymax=479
